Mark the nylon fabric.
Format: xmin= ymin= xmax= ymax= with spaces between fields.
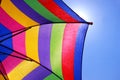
xmin=11 ymin=0 xmax=51 ymax=24
xmin=24 ymin=0 xmax=63 ymax=22
xmin=74 ymin=24 xmax=88 ymax=80
xmin=62 ymin=23 xmax=80 ymax=80
xmin=38 ymin=0 xmax=78 ymax=22
xmin=0 ymin=0 xmax=89 ymax=80
xmin=1 ymin=0 xmax=38 ymax=27
xmin=50 ymin=24 xmax=66 ymax=79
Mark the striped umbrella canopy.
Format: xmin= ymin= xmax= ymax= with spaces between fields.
xmin=0 ymin=0 xmax=92 ymax=80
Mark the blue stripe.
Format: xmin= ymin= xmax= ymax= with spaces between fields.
xmin=54 ymin=0 xmax=86 ymax=22
xmin=0 ymin=24 xmax=13 ymax=61
xmin=74 ymin=24 xmax=88 ymax=80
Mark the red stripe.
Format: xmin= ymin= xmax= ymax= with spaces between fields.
xmin=38 ymin=0 xmax=78 ymax=22
xmin=62 ymin=23 xmax=80 ymax=80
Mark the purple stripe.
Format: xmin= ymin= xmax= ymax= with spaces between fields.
xmin=38 ymin=24 xmax=52 ymax=69
xmin=23 ymin=66 xmax=51 ymax=80
xmin=11 ymin=0 xmax=51 ymax=24
xmin=23 ymin=24 xmax=52 ymax=80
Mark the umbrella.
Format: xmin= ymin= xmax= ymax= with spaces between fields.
xmin=0 ymin=0 xmax=92 ymax=80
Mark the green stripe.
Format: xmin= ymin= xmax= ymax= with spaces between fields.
xmin=44 ymin=74 xmax=60 ymax=80
xmin=47 ymin=24 xmax=66 ymax=79
xmin=24 ymin=0 xmax=63 ymax=22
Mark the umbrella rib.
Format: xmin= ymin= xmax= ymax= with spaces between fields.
xmin=0 ymin=44 xmax=33 ymax=61
xmin=0 ymin=22 xmax=92 ymax=80
xmin=0 ymin=27 xmax=28 ymax=37
xmin=0 ymin=70 xmax=8 ymax=80
xmin=0 ymin=61 xmax=9 ymax=80
xmin=0 ymin=27 xmax=32 ymax=43
xmin=0 ymin=24 xmax=40 ymax=38
xmin=41 ymin=22 xmax=93 ymax=25
xmin=0 ymin=44 xmax=62 ymax=80
xmin=0 ymin=52 xmax=32 ymax=61
xmin=0 ymin=0 xmax=1 ymax=4
xmin=0 ymin=21 xmax=93 ymax=43
xmin=0 ymin=52 xmax=62 ymax=80
xmin=0 ymin=24 xmax=40 ymax=43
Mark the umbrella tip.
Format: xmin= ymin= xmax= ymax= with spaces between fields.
xmin=88 ymin=22 xmax=93 ymax=25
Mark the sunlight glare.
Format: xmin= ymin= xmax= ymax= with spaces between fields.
xmin=76 ymin=10 xmax=90 ymax=21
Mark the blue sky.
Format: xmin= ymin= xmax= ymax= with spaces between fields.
xmin=64 ymin=0 xmax=120 ymax=80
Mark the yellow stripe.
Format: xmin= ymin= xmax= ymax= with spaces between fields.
xmin=26 ymin=26 xmax=40 ymax=62
xmin=1 ymin=0 xmax=38 ymax=27
xmin=7 ymin=22 xmax=40 ymax=80
xmin=8 ymin=61 xmax=39 ymax=80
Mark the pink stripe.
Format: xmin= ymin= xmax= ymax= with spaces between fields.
xmin=3 ymin=32 xmax=26 ymax=73
xmin=0 ymin=8 xmax=26 ymax=73
xmin=0 ymin=7 xmax=24 ymax=31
